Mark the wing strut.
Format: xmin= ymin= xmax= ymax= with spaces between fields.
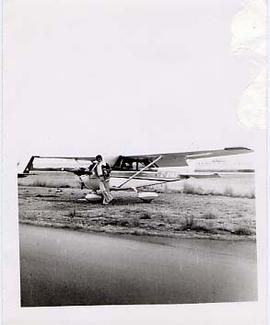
xmin=117 ymin=156 xmax=163 ymax=188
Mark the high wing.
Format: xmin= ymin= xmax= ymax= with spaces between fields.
xmin=18 ymin=147 xmax=252 ymax=177
xmin=117 ymin=147 xmax=252 ymax=168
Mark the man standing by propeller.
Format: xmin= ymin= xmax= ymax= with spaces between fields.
xmin=89 ymin=155 xmax=113 ymax=205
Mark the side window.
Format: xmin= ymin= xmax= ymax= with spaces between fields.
xmin=137 ymin=161 xmax=145 ymax=170
xmin=121 ymin=159 xmax=136 ymax=170
xmin=129 ymin=161 xmax=136 ymax=170
xmin=114 ymin=157 xmax=157 ymax=171
xmin=137 ymin=159 xmax=157 ymax=171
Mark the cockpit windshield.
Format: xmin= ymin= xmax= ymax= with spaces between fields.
xmin=113 ymin=156 xmax=158 ymax=171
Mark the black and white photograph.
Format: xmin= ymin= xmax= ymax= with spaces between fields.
xmin=18 ymin=148 xmax=257 ymax=306
xmin=2 ymin=0 xmax=267 ymax=323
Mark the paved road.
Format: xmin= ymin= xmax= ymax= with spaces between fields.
xmin=19 ymin=224 xmax=257 ymax=306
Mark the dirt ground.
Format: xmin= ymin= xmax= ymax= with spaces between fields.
xmin=18 ymin=185 xmax=256 ymax=240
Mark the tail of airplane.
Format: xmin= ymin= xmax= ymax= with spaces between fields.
xmin=17 ymin=156 xmax=36 ymax=178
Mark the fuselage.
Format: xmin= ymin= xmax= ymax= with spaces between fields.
xmin=80 ymin=169 xmax=187 ymax=191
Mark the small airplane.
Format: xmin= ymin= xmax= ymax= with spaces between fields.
xmin=18 ymin=147 xmax=253 ymax=203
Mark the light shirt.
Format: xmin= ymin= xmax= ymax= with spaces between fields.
xmin=95 ymin=160 xmax=106 ymax=177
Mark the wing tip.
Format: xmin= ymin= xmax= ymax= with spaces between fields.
xmin=224 ymin=147 xmax=253 ymax=152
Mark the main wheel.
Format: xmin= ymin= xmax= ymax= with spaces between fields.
xmin=137 ymin=192 xmax=158 ymax=203
xmin=85 ymin=193 xmax=102 ymax=202
xmin=140 ymin=198 xmax=154 ymax=203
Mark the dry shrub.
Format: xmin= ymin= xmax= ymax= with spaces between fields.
xmin=203 ymin=212 xmax=217 ymax=219
xmin=183 ymin=183 xmax=205 ymax=195
xmin=181 ymin=216 xmax=195 ymax=230
xmin=32 ymin=181 xmax=49 ymax=187
xmin=105 ymin=218 xmax=140 ymax=228
xmin=180 ymin=216 xmax=218 ymax=234
xmin=117 ymin=219 xmax=129 ymax=227
xmin=190 ymin=225 xmax=216 ymax=234
xmin=140 ymin=212 xmax=151 ymax=219
xmin=18 ymin=172 xmax=79 ymax=188
xmin=224 ymin=186 xmax=234 ymax=197
xmin=27 ymin=180 xmax=71 ymax=188
xmin=233 ymin=227 xmax=254 ymax=236
xmin=67 ymin=209 xmax=76 ymax=218
xmin=181 ymin=180 xmax=255 ymax=199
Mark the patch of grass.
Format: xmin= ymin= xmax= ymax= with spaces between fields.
xmin=216 ymin=227 xmax=232 ymax=233
xmin=180 ymin=179 xmax=255 ymax=199
xmin=181 ymin=216 xmax=195 ymax=231
xmin=72 ymin=224 xmax=83 ymax=230
xmin=157 ymin=223 xmax=165 ymax=227
xmin=35 ymin=194 xmax=58 ymax=198
xmin=131 ymin=219 xmax=140 ymax=227
xmin=102 ymin=217 xmax=140 ymax=228
xmin=224 ymin=186 xmax=234 ymax=197
xmin=139 ymin=212 xmax=151 ymax=220
xmin=103 ymin=219 xmax=117 ymax=226
xmin=32 ymin=181 xmax=48 ymax=187
xmin=56 ymin=184 xmax=71 ymax=188
xmin=67 ymin=209 xmax=77 ymax=218
xmin=190 ymin=225 xmax=216 ymax=234
xmin=117 ymin=219 xmax=129 ymax=227
xmin=245 ymin=192 xmax=255 ymax=199
xmin=30 ymin=180 xmax=71 ymax=188
xmin=183 ymin=183 xmax=204 ymax=195
xmin=233 ymin=227 xmax=254 ymax=236
xmin=203 ymin=212 xmax=217 ymax=219
xmin=179 ymin=216 xmax=218 ymax=234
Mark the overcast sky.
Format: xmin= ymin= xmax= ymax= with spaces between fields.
xmin=6 ymin=0 xmax=260 ymax=164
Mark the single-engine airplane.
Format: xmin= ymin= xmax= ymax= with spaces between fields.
xmin=18 ymin=147 xmax=252 ymax=203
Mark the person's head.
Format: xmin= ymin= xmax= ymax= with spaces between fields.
xmin=95 ymin=155 xmax=102 ymax=162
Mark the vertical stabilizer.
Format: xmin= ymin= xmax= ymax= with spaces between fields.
xmin=17 ymin=156 xmax=36 ymax=177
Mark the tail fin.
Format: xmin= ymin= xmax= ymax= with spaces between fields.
xmin=17 ymin=156 xmax=37 ymax=178
xmin=22 ymin=156 xmax=35 ymax=173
